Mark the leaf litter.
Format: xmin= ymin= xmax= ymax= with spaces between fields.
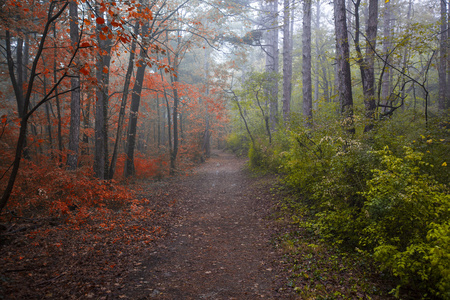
xmin=1 ymin=150 xmax=394 ymax=299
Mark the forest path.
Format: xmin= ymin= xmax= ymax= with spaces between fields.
xmin=124 ymin=150 xmax=287 ymax=299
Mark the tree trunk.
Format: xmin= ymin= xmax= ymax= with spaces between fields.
xmin=354 ymin=0 xmax=378 ymax=130
xmin=233 ymin=93 xmax=255 ymax=148
xmin=17 ymin=37 xmax=24 ymax=110
xmin=109 ymin=21 xmax=139 ymax=179
xmin=381 ymin=0 xmax=392 ymax=113
xmin=156 ymin=94 xmax=161 ymax=147
xmin=0 ymin=3 xmax=69 ymax=213
xmin=363 ymin=0 xmax=378 ymax=119
xmin=334 ymin=0 xmax=354 ymax=132
xmin=202 ymin=45 xmax=211 ymax=158
xmin=169 ymin=56 xmax=180 ymax=175
xmin=124 ymin=22 xmax=149 ymax=178
xmin=264 ymin=0 xmax=279 ymax=129
xmin=313 ymin=0 xmax=321 ymax=105
xmin=67 ymin=0 xmax=81 ymax=170
xmin=53 ymin=25 xmax=63 ymax=163
xmin=302 ymin=0 xmax=313 ymax=126
xmin=320 ymin=55 xmax=330 ymax=103
xmin=5 ymin=32 xmax=25 ymax=118
xmin=439 ymin=0 xmax=447 ymax=111
xmin=282 ymin=0 xmax=292 ymax=122
xmin=43 ymin=74 xmax=53 ymax=153
xmin=94 ymin=7 xmax=112 ymax=179
xmin=447 ymin=1 xmax=450 ymax=110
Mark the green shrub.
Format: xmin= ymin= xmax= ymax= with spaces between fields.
xmin=362 ymin=147 xmax=450 ymax=298
xmin=248 ymin=142 xmax=264 ymax=168
xmin=226 ymin=132 xmax=249 ymax=156
xmin=248 ymin=142 xmax=280 ymax=172
xmin=247 ymin=114 xmax=449 ymax=298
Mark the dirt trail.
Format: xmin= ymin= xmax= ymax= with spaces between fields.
xmin=124 ymin=150 xmax=286 ymax=299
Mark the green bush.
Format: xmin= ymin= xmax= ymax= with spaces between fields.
xmin=248 ymin=142 xmax=264 ymax=168
xmin=238 ymin=112 xmax=449 ymax=297
xmin=226 ymin=132 xmax=249 ymax=156
xmin=248 ymin=142 xmax=280 ymax=173
xmin=277 ymin=124 xmax=449 ymax=297
xmin=361 ymin=147 xmax=450 ymax=298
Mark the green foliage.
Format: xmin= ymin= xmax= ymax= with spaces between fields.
xmin=362 ymin=147 xmax=449 ymax=298
xmin=279 ymin=127 xmax=375 ymax=247
xmin=248 ymin=143 xmax=264 ymax=168
xmin=263 ymin=116 xmax=449 ymax=298
xmin=248 ymin=141 xmax=280 ymax=173
xmin=225 ymin=132 xmax=249 ymax=156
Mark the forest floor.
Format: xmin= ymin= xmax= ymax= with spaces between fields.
xmin=0 ymin=150 xmax=395 ymax=299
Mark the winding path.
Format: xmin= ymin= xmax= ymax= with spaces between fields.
xmin=125 ymin=151 xmax=285 ymax=299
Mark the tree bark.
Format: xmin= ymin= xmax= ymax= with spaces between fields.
xmin=439 ymin=0 xmax=447 ymax=111
xmin=282 ymin=0 xmax=292 ymax=122
xmin=314 ymin=0 xmax=320 ymax=105
xmin=381 ymin=0 xmax=392 ymax=113
xmin=354 ymin=0 xmax=378 ymax=130
xmin=447 ymin=1 xmax=450 ymax=110
xmin=202 ymin=45 xmax=211 ymax=158
xmin=1 ymin=2 xmax=69 ymax=213
xmin=5 ymin=32 xmax=25 ymax=118
xmin=334 ymin=0 xmax=354 ymax=132
xmin=53 ymin=24 xmax=63 ymax=163
xmin=302 ymin=0 xmax=312 ymax=126
xmin=67 ymin=0 xmax=81 ymax=170
xmin=109 ymin=21 xmax=139 ymax=179
xmin=94 ymin=7 xmax=112 ymax=179
xmin=169 ymin=58 xmax=180 ymax=175
xmin=124 ymin=22 xmax=149 ymax=178
xmin=156 ymin=94 xmax=161 ymax=147
xmin=264 ymin=0 xmax=279 ymax=129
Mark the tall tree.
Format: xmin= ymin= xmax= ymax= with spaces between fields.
xmin=381 ymin=0 xmax=392 ymax=112
xmin=1 ymin=1 xmax=70 ymax=213
xmin=264 ymin=0 xmax=279 ymax=128
xmin=439 ymin=0 xmax=447 ymax=111
xmin=447 ymin=0 xmax=450 ymax=111
xmin=168 ymin=47 xmax=181 ymax=175
xmin=313 ymin=0 xmax=320 ymax=104
xmin=302 ymin=0 xmax=312 ymax=126
xmin=313 ymin=0 xmax=330 ymax=104
xmin=282 ymin=0 xmax=292 ymax=122
xmin=202 ymin=44 xmax=212 ymax=158
xmin=354 ymin=0 xmax=378 ymax=130
xmin=124 ymin=21 xmax=150 ymax=178
xmin=109 ymin=21 xmax=139 ymax=179
xmin=334 ymin=0 xmax=354 ymax=132
xmin=67 ymin=0 xmax=81 ymax=170
xmin=93 ymin=6 xmax=113 ymax=179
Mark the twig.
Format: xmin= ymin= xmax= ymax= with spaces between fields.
xmin=34 ymin=273 xmax=66 ymax=286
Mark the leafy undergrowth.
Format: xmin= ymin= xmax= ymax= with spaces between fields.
xmin=0 ymin=164 xmax=177 ymax=299
xmin=272 ymin=194 xmax=400 ymax=300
